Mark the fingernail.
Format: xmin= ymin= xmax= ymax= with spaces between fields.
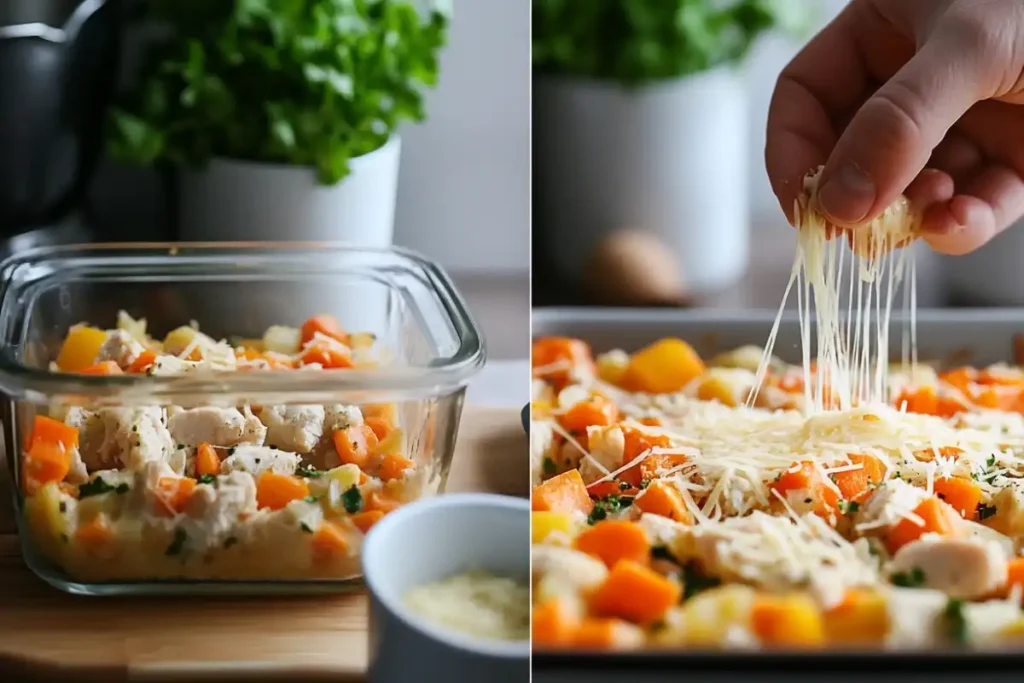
xmin=817 ymin=165 xmax=877 ymax=225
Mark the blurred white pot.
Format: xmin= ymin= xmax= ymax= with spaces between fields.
xmin=178 ymin=135 xmax=401 ymax=245
xmin=943 ymin=220 xmax=1024 ymax=305
xmin=533 ymin=69 xmax=749 ymax=295
xmin=177 ymin=137 xmax=401 ymax=334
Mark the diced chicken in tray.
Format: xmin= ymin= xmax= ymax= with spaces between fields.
xmin=20 ymin=312 xmax=425 ymax=583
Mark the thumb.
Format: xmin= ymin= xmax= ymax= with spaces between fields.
xmin=817 ymin=35 xmax=985 ymax=226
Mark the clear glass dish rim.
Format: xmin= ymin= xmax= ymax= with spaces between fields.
xmin=0 ymin=241 xmax=487 ymax=402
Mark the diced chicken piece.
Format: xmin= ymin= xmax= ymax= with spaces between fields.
xmin=220 ymin=445 xmax=300 ymax=477
xmin=90 ymin=407 xmax=173 ymax=472
xmin=578 ymin=425 xmax=623 ymax=484
xmin=95 ymin=329 xmax=144 ymax=368
xmin=532 ymin=545 xmax=608 ymax=590
xmin=532 ymin=545 xmax=609 ymax=619
xmin=167 ymin=406 xmax=267 ymax=448
xmin=853 ymin=478 xmax=929 ymax=536
xmin=322 ymin=404 xmax=363 ymax=433
xmin=883 ymin=587 xmax=949 ymax=648
xmin=260 ymin=405 xmax=326 ymax=453
xmin=182 ymin=471 xmax=258 ymax=550
xmin=965 ymin=599 xmax=1024 ymax=643
xmin=888 ymin=536 xmax=1008 ymax=600
xmin=148 ymin=355 xmax=203 ymax=376
xmin=636 ymin=512 xmax=688 ymax=549
xmin=530 ymin=420 xmax=555 ymax=487
xmin=64 ymin=407 xmax=108 ymax=471
xmin=66 ymin=448 xmax=89 ymax=484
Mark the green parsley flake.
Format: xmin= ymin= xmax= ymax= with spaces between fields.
xmin=891 ymin=567 xmax=926 ymax=588
xmin=165 ymin=528 xmax=188 ymax=556
xmin=341 ymin=485 xmax=363 ymax=514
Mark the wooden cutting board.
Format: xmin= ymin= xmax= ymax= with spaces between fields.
xmin=0 ymin=406 xmax=528 ymax=683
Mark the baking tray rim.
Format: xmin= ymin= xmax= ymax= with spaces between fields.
xmin=532 ymin=651 xmax=1024 ymax=671
xmin=531 ymin=306 xmax=1024 ymax=328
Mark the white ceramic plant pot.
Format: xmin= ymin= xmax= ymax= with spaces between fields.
xmin=533 ymin=69 xmax=750 ymax=295
xmin=942 ymin=219 xmax=1024 ymax=305
xmin=177 ymin=136 xmax=402 ymax=335
xmin=178 ymin=135 xmax=401 ymax=245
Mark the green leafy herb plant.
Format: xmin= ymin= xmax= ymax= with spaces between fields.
xmin=109 ymin=0 xmax=449 ymax=185
xmin=532 ymin=0 xmax=810 ymax=87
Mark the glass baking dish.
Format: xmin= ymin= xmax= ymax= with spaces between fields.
xmin=0 ymin=242 xmax=485 ymax=595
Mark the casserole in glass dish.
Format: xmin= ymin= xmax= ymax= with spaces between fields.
xmin=0 ymin=242 xmax=485 ymax=595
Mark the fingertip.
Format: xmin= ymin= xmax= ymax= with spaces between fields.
xmin=920 ymin=196 xmax=996 ymax=255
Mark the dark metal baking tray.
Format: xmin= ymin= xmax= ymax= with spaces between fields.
xmin=531 ymin=307 xmax=1024 ymax=679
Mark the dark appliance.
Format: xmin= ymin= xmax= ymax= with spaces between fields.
xmin=0 ymin=0 xmax=122 ymax=256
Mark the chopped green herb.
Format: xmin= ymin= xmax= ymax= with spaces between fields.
xmin=542 ymin=457 xmax=556 ymax=475
xmin=587 ymin=493 xmax=634 ymax=524
xmin=651 ymin=545 xmax=675 ymax=562
xmin=639 ymin=479 xmax=651 ymax=489
xmin=297 ymin=463 xmax=323 ymax=479
xmin=165 ymin=528 xmax=188 ymax=556
xmin=300 ymin=522 xmax=313 ymax=533
xmin=943 ymin=598 xmax=968 ymax=644
xmin=304 ymin=495 xmax=320 ymax=504
xmin=891 ymin=567 xmax=927 ymax=588
xmin=619 ymin=481 xmax=631 ymax=491
xmin=79 ymin=477 xmax=129 ymax=499
xmin=198 ymin=474 xmax=216 ymax=485
xmin=977 ymin=503 xmax=998 ymax=520
xmin=987 ymin=455 xmax=997 ymax=468
xmin=838 ymin=500 xmax=860 ymax=515
xmin=341 ymin=485 xmax=363 ymax=514
xmin=681 ymin=563 xmax=721 ymax=601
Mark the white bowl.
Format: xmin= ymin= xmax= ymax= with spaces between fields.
xmin=362 ymin=493 xmax=530 ymax=682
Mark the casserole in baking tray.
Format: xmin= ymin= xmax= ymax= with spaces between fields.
xmin=531 ymin=307 xmax=1024 ymax=662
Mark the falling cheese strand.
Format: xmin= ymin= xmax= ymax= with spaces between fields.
xmin=751 ymin=170 xmax=922 ymax=413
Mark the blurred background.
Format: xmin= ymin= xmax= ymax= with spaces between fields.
xmin=532 ymin=0 xmax=1022 ymax=310
xmin=0 ymin=0 xmax=529 ymax=360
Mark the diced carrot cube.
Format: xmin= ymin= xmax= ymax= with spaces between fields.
xmin=588 ymin=559 xmax=681 ymax=625
xmin=378 ymin=453 xmax=414 ymax=482
xmin=885 ymin=496 xmax=958 ymax=553
xmin=255 ymin=471 xmax=309 ymax=511
xmin=194 ymin=442 xmax=221 ymax=477
xmin=532 ymin=469 xmax=594 ymax=515
xmin=311 ymin=521 xmax=350 ymax=561
xmin=300 ymin=314 xmax=349 ymax=345
xmin=153 ymin=477 xmax=198 ymax=516
xmin=352 ymin=510 xmax=385 ymax=533
xmin=574 ymin=520 xmax=650 ymax=569
xmin=634 ymin=480 xmax=691 ymax=524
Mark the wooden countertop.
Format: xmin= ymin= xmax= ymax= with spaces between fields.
xmin=0 ymin=406 xmax=527 ymax=683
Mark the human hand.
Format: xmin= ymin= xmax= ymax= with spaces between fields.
xmin=765 ymin=0 xmax=1024 ymax=255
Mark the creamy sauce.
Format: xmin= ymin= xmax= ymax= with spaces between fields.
xmin=405 ymin=570 xmax=530 ymax=641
